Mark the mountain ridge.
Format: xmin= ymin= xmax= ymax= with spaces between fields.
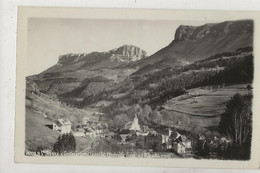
xmin=56 ymin=45 xmax=147 ymax=67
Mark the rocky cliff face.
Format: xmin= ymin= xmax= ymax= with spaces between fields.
xmin=174 ymin=25 xmax=197 ymax=41
xmin=109 ymin=45 xmax=147 ymax=62
xmin=130 ymin=20 xmax=253 ymax=75
xmin=56 ymin=45 xmax=146 ymax=68
xmin=174 ymin=21 xmax=253 ymax=41
xmin=170 ymin=20 xmax=253 ymax=60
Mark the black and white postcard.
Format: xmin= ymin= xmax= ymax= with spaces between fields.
xmin=15 ymin=7 xmax=260 ymax=168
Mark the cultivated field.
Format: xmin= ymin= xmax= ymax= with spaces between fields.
xmin=163 ymin=83 xmax=251 ymax=117
xmin=160 ymin=83 xmax=251 ymax=135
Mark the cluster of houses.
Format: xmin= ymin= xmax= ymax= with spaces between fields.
xmin=52 ymin=117 xmax=109 ymax=138
xmin=118 ymin=113 xmax=192 ymax=154
xmin=52 ymin=113 xmax=193 ymax=154
xmin=75 ymin=117 xmax=108 ymax=137
xmin=161 ymin=128 xmax=192 ymax=154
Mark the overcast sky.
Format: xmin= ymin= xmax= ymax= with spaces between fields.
xmin=27 ymin=18 xmax=216 ymax=76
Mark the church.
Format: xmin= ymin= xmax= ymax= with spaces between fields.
xmin=129 ymin=114 xmax=141 ymax=131
xmin=124 ymin=113 xmax=141 ymax=131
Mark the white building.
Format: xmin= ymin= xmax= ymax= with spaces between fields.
xmin=172 ymin=133 xmax=192 ymax=154
xmin=85 ymin=127 xmax=96 ymax=138
xmin=162 ymin=129 xmax=173 ymax=149
xmin=73 ymin=131 xmax=85 ymax=137
xmin=53 ymin=118 xmax=72 ymax=134
xmin=173 ymin=142 xmax=186 ymax=154
xmin=120 ymin=134 xmax=130 ymax=144
xmin=95 ymin=123 xmax=103 ymax=135
xmin=136 ymin=131 xmax=149 ymax=136
xmin=129 ymin=114 xmax=141 ymax=131
xmin=82 ymin=117 xmax=90 ymax=125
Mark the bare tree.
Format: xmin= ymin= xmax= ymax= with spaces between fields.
xmin=218 ymin=93 xmax=252 ymax=147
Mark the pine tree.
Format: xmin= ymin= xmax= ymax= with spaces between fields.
xmin=52 ymin=133 xmax=76 ymax=153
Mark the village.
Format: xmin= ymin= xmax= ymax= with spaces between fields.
xmin=52 ymin=113 xmax=193 ymax=155
xmin=51 ymin=111 xmax=233 ymax=158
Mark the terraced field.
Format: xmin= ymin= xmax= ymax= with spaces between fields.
xmin=163 ymin=83 xmax=251 ymax=117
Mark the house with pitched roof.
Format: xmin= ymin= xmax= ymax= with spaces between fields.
xmin=171 ymin=132 xmax=192 ymax=154
xmin=53 ymin=118 xmax=72 ymax=134
xmin=161 ymin=128 xmax=174 ymax=149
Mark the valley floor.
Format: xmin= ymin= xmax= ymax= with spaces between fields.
xmin=25 ymin=82 xmax=252 ymax=158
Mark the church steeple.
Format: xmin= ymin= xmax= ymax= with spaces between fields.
xmin=134 ymin=113 xmax=138 ymax=119
xmin=130 ymin=113 xmax=141 ymax=131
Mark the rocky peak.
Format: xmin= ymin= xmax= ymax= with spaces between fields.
xmin=109 ymin=45 xmax=147 ymax=62
xmin=57 ymin=53 xmax=82 ymax=65
xmin=110 ymin=45 xmax=146 ymax=56
xmin=174 ymin=24 xmax=216 ymax=41
xmin=174 ymin=25 xmax=197 ymax=41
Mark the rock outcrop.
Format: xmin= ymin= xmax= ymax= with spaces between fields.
xmin=109 ymin=45 xmax=147 ymax=63
xmin=50 ymin=45 xmax=146 ymax=72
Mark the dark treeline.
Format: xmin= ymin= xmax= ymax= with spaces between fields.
xmin=190 ymin=55 xmax=253 ymax=88
xmin=76 ymin=47 xmax=253 ymax=111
